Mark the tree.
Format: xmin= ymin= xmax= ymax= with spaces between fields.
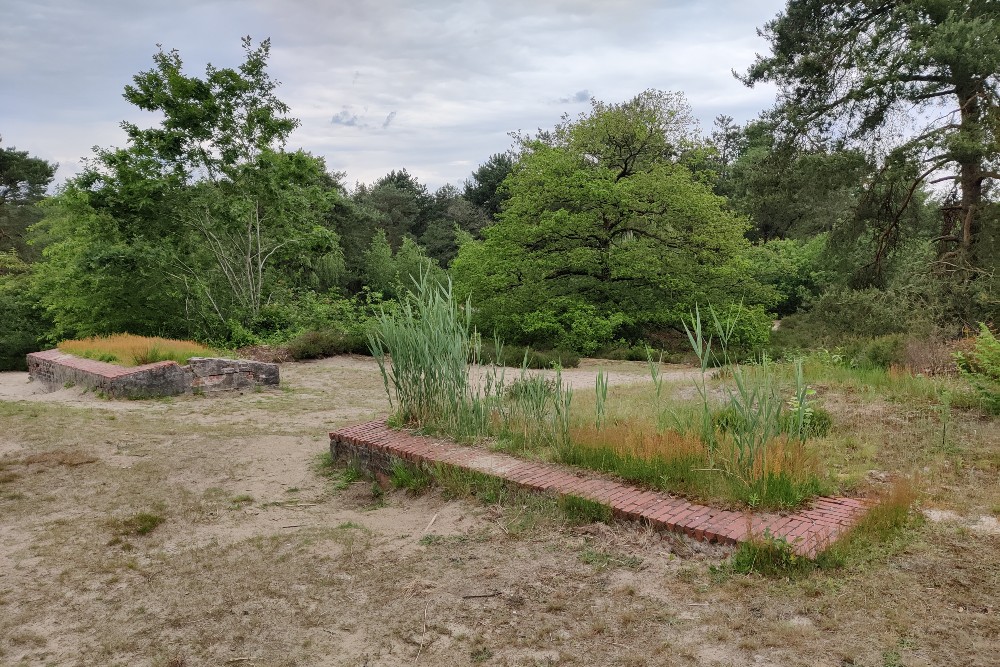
xmin=420 ymin=184 xmax=487 ymax=266
xmin=452 ymin=91 xmax=771 ymax=353
xmin=34 ymin=37 xmax=342 ymax=339
xmin=0 ymin=138 xmax=55 ymax=260
xmin=463 ymin=152 xmax=514 ymax=221
xmin=741 ymin=1 xmax=1000 ymax=278
xmin=361 ymin=229 xmax=444 ymax=300
xmin=727 ymin=119 xmax=870 ymax=242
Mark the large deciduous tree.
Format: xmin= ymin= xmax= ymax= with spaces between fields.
xmin=741 ymin=0 xmax=1000 ymax=280
xmin=35 ymin=37 xmax=342 ymax=339
xmin=452 ymin=90 xmax=771 ymax=353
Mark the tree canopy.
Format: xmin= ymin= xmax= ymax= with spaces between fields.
xmin=0 ymin=138 xmax=56 ymax=261
xmin=452 ymin=91 xmax=771 ymax=353
xmin=34 ymin=38 xmax=341 ymax=340
xmin=742 ymin=0 xmax=1000 ymax=281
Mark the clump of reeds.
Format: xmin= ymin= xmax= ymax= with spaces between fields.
xmin=58 ymin=334 xmax=212 ymax=367
xmin=368 ymin=273 xmax=505 ymax=438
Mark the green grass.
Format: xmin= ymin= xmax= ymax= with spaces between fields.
xmin=313 ymin=451 xmax=364 ymax=490
xmin=557 ymin=494 xmax=613 ymax=524
xmin=389 ymin=459 xmax=435 ymax=493
xmin=579 ymin=546 xmax=643 ymax=570
xmin=109 ymin=511 xmax=166 ymax=537
xmin=726 ymin=480 xmax=919 ymax=576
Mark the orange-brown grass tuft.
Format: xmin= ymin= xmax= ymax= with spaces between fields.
xmin=58 ymin=334 xmax=213 ymax=367
xmin=570 ymin=422 xmax=706 ymax=461
xmin=561 ymin=422 xmax=826 ymax=510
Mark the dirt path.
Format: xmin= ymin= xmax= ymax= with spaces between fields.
xmin=1 ymin=356 xmax=997 ymax=666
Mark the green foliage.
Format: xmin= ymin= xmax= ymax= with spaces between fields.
xmin=770 ymin=284 xmax=939 ymax=356
xmin=31 ymin=38 xmax=344 ymax=343
xmin=286 ymin=329 xmax=368 ymax=360
xmin=680 ymin=306 xmax=827 ymax=507
xmin=110 ymin=511 xmax=165 ymax=537
xmin=463 ymin=152 xmax=514 ymax=221
xmin=955 ymin=324 xmax=1000 ymax=414
xmin=362 ymin=230 xmax=446 ymax=300
xmin=743 ymin=0 xmax=1000 ymax=304
xmin=729 ymin=530 xmax=810 ymax=576
xmin=480 ymin=345 xmax=581 ymax=369
xmin=0 ymin=137 xmax=56 ymax=262
xmin=840 ymin=335 xmax=908 ymax=370
xmin=748 ymin=236 xmax=831 ymax=316
xmin=714 ymin=404 xmax=832 ymax=440
xmin=368 ymin=272 xmax=502 ymax=437
xmin=452 ymin=90 xmax=772 ymax=353
xmin=0 ymin=252 xmax=49 ymax=370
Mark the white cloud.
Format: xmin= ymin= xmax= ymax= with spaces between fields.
xmin=1 ymin=0 xmax=784 ymax=190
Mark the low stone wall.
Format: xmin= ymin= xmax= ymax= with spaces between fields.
xmin=26 ymin=350 xmax=279 ymax=399
xmin=188 ymin=357 xmax=280 ymax=392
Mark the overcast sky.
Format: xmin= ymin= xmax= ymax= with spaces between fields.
xmin=1 ymin=0 xmax=786 ymax=191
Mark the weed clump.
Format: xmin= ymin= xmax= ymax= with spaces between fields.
xmin=558 ymin=494 xmax=612 ymax=525
xmin=110 ymin=511 xmax=166 ymax=537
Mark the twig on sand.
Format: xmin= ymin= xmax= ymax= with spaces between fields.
xmin=423 ymin=513 xmax=438 ymax=533
xmin=462 ymin=591 xmax=501 ymax=600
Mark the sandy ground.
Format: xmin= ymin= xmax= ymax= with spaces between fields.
xmin=1 ymin=356 xmax=998 ymax=666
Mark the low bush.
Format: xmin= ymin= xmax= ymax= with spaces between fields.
xmin=955 ymin=323 xmax=1000 ymax=414
xmin=286 ymin=329 xmax=368 ymax=360
xmin=839 ymin=335 xmax=907 ymax=370
xmin=481 ymin=344 xmax=580 ymax=369
xmin=0 ymin=252 xmax=49 ymax=371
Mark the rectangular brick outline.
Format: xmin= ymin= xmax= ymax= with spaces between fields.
xmin=331 ymin=420 xmax=873 ymax=557
xmin=28 ymin=348 xmax=178 ymax=380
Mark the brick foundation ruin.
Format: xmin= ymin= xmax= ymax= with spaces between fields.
xmin=26 ymin=349 xmax=279 ymax=399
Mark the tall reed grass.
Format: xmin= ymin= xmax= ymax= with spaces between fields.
xmin=371 ymin=286 xmax=825 ymax=509
xmin=368 ymin=273 xmax=504 ymax=438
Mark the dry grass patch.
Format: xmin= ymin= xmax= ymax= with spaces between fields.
xmin=22 ymin=449 xmax=97 ymax=467
xmin=59 ymin=333 xmax=214 ymax=366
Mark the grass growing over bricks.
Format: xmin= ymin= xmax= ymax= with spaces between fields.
xmin=558 ymin=421 xmax=828 ymax=509
xmin=342 ymin=455 xmax=615 ymax=530
xmin=58 ymin=333 xmax=214 ymax=367
xmin=726 ymin=480 xmax=919 ymax=576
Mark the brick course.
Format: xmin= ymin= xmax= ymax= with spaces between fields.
xmin=330 ymin=420 xmax=873 ymax=558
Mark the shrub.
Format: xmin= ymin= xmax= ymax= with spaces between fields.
xmin=955 ymin=323 xmax=1000 ymax=414
xmin=840 ymin=335 xmax=907 ymax=370
xmin=705 ymin=303 xmax=773 ymax=358
xmin=0 ymin=253 xmax=49 ymax=371
xmin=481 ymin=344 xmax=581 ymax=369
xmin=286 ymin=329 xmax=368 ymax=360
